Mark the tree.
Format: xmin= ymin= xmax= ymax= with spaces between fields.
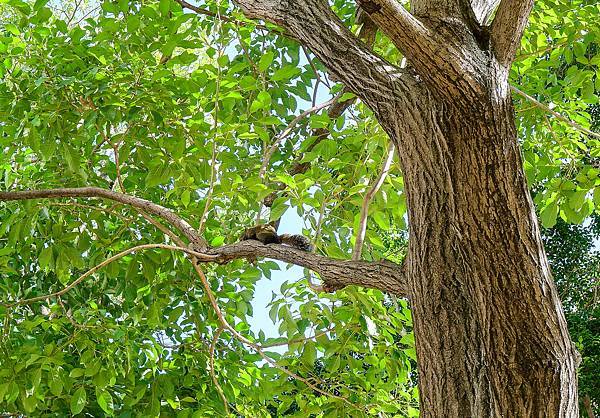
xmin=542 ymin=216 xmax=600 ymax=417
xmin=0 ymin=0 xmax=598 ymax=416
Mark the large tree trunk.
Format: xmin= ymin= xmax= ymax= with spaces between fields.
xmin=224 ymin=0 xmax=584 ymax=415
xmin=387 ymin=73 xmax=579 ymax=415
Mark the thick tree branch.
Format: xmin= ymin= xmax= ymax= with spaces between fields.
xmin=208 ymin=241 xmax=407 ymax=296
xmin=234 ymin=0 xmax=403 ymax=107
xmin=0 ymin=187 xmax=206 ymax=249
xmin=355 ymin=0 xmax=488 ymax=99
xmin=490 ymin=0 xmax=533 ymax=66
xmin=1 ymin=188 xmax=407 ymax=296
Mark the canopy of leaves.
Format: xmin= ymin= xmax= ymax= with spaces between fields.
xmin=0 ymin=0 xmax=598 ymax=416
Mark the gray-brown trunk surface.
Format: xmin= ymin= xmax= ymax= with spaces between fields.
xmin=385 ymin=79 xmax=579 ymax=416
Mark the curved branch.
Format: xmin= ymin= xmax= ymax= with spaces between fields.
xmin=490 ymin=0 xmax=534 ymax=66
xmin=6 ymin=244 xmax=218 ymax=307
xmin=208 ymin=241 xmax=407 ymax=296
xmin=511 ymin=86 xmax=600 ymax=140
xmin=0 ymin=187 xmax=206 ymax=249
xmin=1 ymin=188 xmax=407 ymax=296
xmin=352 ymin=142 xmax=395 ymax=261
xmin=234 ymin=0 xmax=403 ymax=107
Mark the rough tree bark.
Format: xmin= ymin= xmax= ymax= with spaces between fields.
xmin=235 ymin=0 xmax=579 ymax=416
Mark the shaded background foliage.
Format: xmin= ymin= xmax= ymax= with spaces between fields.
xmin=0 ymin=0 xmax=598 ymax=416
xmin=542 ymin=216 xmax=599 ymax=417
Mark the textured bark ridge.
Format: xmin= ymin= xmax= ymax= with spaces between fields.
xmin=392 ymin=83 xmax=578 ymax=416
xmin=235 ymin=0 xmax=579 ymax=416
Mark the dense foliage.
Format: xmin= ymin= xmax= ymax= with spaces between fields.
xmin=0 ymin=0 xmax=598 ymax=415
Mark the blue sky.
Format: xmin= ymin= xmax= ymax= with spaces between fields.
xmin=247 ymin=210 xmax=307 ymax=339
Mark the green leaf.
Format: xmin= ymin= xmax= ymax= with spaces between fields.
xmin=258 ymin=51 xmax=275 ymax=72
xmin=33 ymin=0 xmax=49 ymax=10
xmin=249 ymin=90 xmax=271 ymax=113
xmin=21 ymin=393 xmax=37 ymax=413
xmin=269 ymin=198 xmax=288 ymax=221
xmin=540 ymin=202 xmax=558 ymax=228
xmin=35 ymin=7 xmax=52 ymax=22
xmin=301 ymin=341 xmax=317 ymax=366
xmin=181 ymin=189 xmax=191 ymax=207
xmin=372 ymin=211 xmax=390 ymax=230
xmin=70 ymin=387 xmax=87 ymax=415
xmin=159 ymin=0 xmax=170 ymax=16
xmin=96 ymin=388 xmax=114 ymax=414
xmin=272 ymin=65 xmax=301 ymax=82
xmin=568 ymin=190 xmax=587 ymax=210
xmin=5 ymin=24 xmax=20 ymax=35
xmin=49 ymin=375 xmax=63 ymax=396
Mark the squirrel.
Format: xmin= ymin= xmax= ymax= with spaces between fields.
xmin=240 ymin=224 xmax=313 ymax=252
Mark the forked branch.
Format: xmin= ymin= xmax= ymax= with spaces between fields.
xmin=356 ymin=0 xmax=486 ymax=97
xmin=490 ymin=0 xmax=534 ymax=66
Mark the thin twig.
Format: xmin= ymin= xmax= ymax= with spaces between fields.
xmin=511 ymin=85 xmax=600 ymax=140
xmin=209 ymin=326 xmax=230 ymax=415
xmin=199 ymin=24 xmax=224 ymax=234
xmin=136 ymin=209 xmax=185 ymax=246
xmin=542 ymin=114 xmax=578 ymax=162
xmin=44 ymin=202 xmax=131 ymax=223
xmin=352 ymin=142 xmax=395 ymax=261
xmin=256 ymin=97 xmax=338 ymax=222
xmin=311 ymin=199 xmax=327 ymax=252
xmin=515 ymin=35 xmax=583 ymax=61
xmin=303 ymin=46 xmax=326 ymax=104
xmin=74 ymin=5 xmax=100 ymax=25
xmin=57 ymin=296 xmax=98 ymax=329
xmin=5 ymin=244 xmax=218 ymax=307
xmin=259 ymin=326 xmax=334 ymax=348
xmin=236 ymin=31 xmax=259 ymax=76
xmin=97 ymin=124 xmax=125 ymax=191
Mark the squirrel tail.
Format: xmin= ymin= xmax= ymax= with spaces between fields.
xmin=279 ymin=234 xmax=313 ymax=252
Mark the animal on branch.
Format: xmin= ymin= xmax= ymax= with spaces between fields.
xmin=240 ymin=223 xmax=314 ymax=252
